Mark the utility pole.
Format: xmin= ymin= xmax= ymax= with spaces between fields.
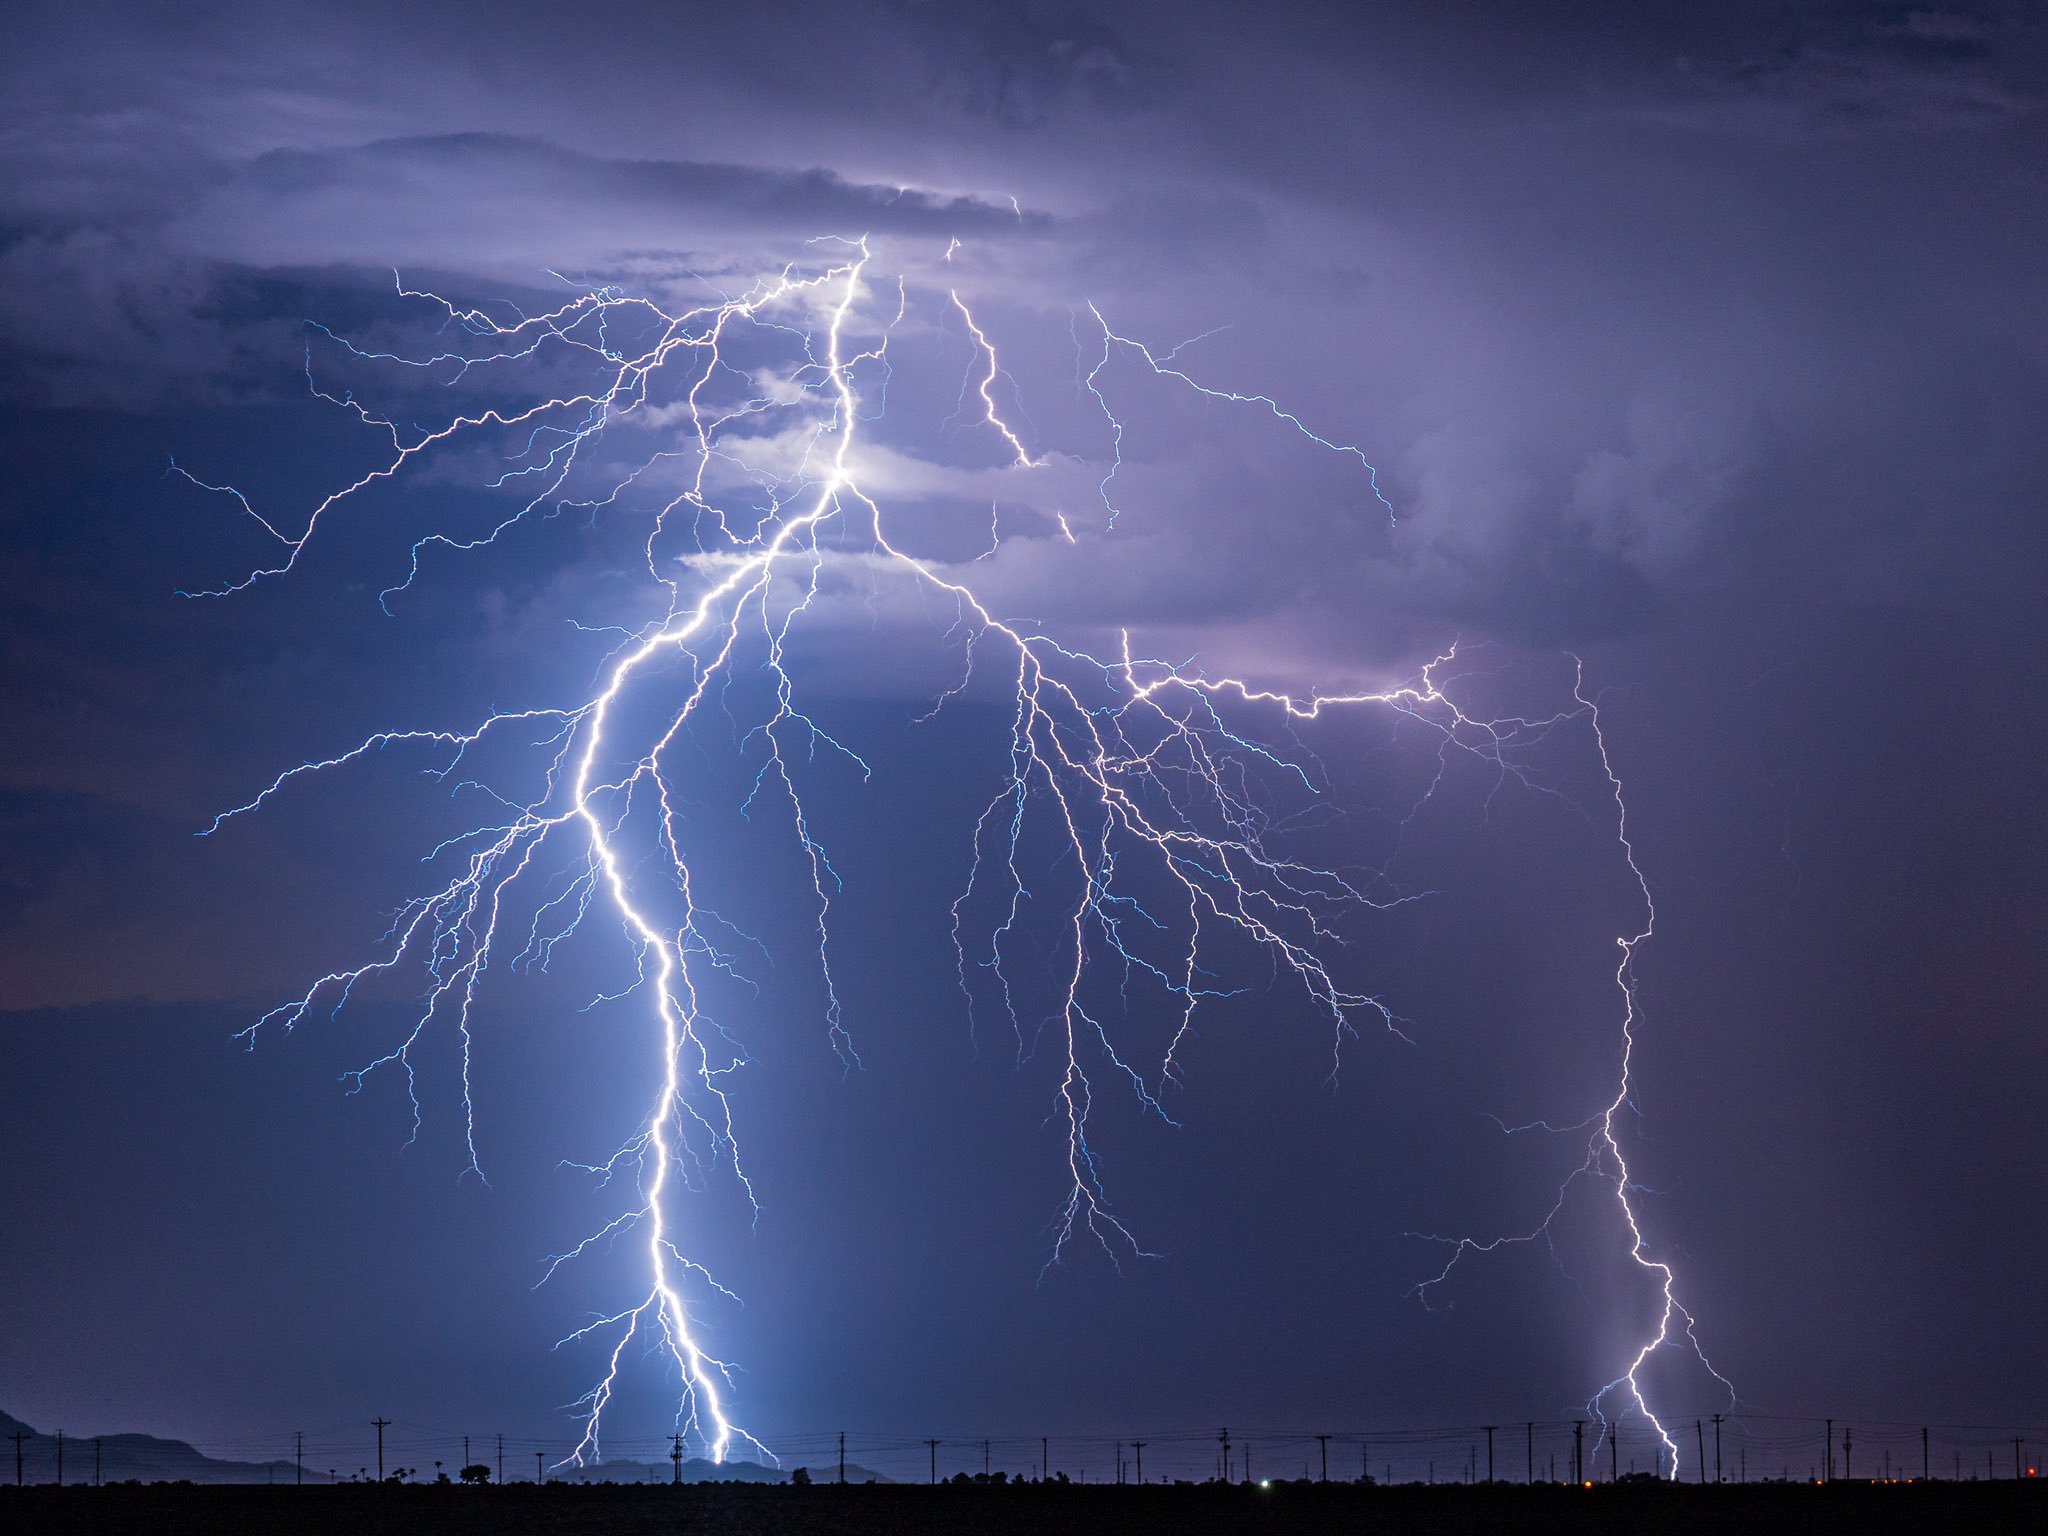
xmin=1921 ymin=1427 xmax=1928 ymax=1482
xmin=372 ymin=1419 xmax=391 ymax=1483
xmin=1042 ymin=1438 xmax=1048 ymax=1481
xmin=496 ymin=1434 xmax=503 ymax=1486
xmin=925 ymin=1439 xmax=940 ymax=1485
xmin=1482 ymin=1426 xmax=1496 ymax=1484
xmin=1219 ymin=1428 xmax=1230 ymax=1485
xmin=1611 ymin=1426 xmax=1618 ymax=1482
xmin=1527 ymin=1422 xmax=1533 ymax=1484
xmin=1114 ymin=1441 xmax=1122 ymax=1485
xmin=838 ymin=1431 xmax=845 ymax=1485
xmin=1712 ymin=1415 xmax=1723 ymax=1484
xmin=1696 ymin=1420 xmax=1706 ymax=1484
xmin=1573 ymin=1421 xmax=1583 ymax=1485
xmin=1843 ymin=1427 xmax=1852 ymax=1481
xmin=2015 ymin=1439 xmax=2024 ymax=1479
xmin=1316 ymin=1434 xmax=1329 ymax=1482
xmin=535 ymin=1451 xmax=544 ymax=1484
xmin=1824 ymin=1419 xmax=1833 ymax=1482
xmin=1132 ymin=1441 xmax=1145 ymax=1485
xmin=984 ymin=1439 xmax=990 ymax=1478
xmin=56 ymin=1429 xmax=63 ymax=1486
xmin=95 ymin=1437 xmax=102 ymax=1486
xmin=296 ymin=1431 xmax=304 ymax=1486
xmin=9 ymin=1430 xmax=27 ymax=1487
xmin=670 ymin=1434 xmax=683 ymax=1486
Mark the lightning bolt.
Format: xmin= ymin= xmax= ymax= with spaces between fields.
xmin=1574 ymin=666 xmax=1737 ymax=1475
xmin=1403 ymin=663 xmax=1735 ymax=1477
xmin=187 ymin=232 xmax=1723 ymax=1467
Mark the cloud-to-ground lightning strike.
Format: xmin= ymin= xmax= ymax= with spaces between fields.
xmin=187 ymin=236 xmax=1723 ymax=1472
xmin=1405 ymin=663 xmax=1735 ymax=1475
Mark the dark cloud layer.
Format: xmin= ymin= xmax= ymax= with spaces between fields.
xmin=2 ymin=0 xmax=2043 ymax=1463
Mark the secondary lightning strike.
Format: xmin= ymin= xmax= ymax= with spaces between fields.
xmin=192 ymin=236 xmax=1721 ymax=1466
xmin=1404 ymin=662 xmax=1734 ymax=1477
xmin=1574 ymin=664 xmax=1736 ymax=1474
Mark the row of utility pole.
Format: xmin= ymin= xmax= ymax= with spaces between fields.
xmin=5 ymin=1420 xmax=2032 ymax=1487
xmin=5 ymin=1430 xmax=105 ymax=1487
xmin=889 ymin=1423 xmax=2031 ymax=1487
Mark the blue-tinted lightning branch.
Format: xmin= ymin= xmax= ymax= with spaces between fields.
xmin=186 ymin=237 xmax=1721 ymax=1472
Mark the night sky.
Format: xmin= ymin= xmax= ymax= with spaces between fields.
xmin=3 ymin=0 xmax=2044 ymax=1481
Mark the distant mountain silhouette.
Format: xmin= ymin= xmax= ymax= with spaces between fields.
xmin=0 ymin=1409 xmax=316 ymax=1486
xmin=0 ymin=1410 xmax=888 ymax=1486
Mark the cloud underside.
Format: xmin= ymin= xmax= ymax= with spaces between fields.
xmin=0 ymin=0 xmax=2039 ymax=650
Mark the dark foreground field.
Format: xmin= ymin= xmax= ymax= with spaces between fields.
xmin=5 ymin=1480 xmax=2045 ymax=1536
